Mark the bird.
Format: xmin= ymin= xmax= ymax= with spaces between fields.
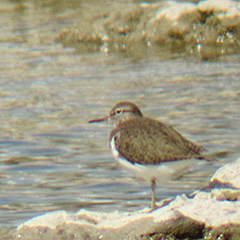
xmin=89 ymin=101 xmax=210 ymax=210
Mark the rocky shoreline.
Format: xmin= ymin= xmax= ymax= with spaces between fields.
xmin=57 ymin=0 xmax=240 ymax=60
xmin=17 ymin=158 xmax=240 ymax=240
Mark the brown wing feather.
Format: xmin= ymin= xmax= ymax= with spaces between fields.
xmin=110 ymin=117 xmax=203 ymax=165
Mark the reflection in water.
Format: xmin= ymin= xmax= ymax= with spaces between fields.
xmin=0 ymin=1 xmax=239 ymax=236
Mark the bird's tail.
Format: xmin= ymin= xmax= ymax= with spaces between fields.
xmin=199 ymin=150 xmax=229 ymax=162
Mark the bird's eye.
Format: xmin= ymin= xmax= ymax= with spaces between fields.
xmin=116 ymin=109 xmax=122 ymax=114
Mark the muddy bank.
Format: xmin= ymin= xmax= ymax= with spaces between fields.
xmin=56 ymin=0 xmax=240 ymax=60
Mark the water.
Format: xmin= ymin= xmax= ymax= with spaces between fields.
xmin=0 ymin=0 xmax=240 ymax=234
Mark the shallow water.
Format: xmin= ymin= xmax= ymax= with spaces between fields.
xmin=0 ymin=0 xmax=240 ymax=234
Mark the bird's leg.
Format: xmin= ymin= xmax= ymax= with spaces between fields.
xmin=151 ymin=179 xmax=157 ymax=210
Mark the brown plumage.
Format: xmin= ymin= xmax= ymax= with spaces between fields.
xmin=89 ymin=101 xmax=209 ymax=210
xmin=110 ymin=117 xmax=204 ymax=165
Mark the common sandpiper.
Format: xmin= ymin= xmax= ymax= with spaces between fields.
xmin=89 ymin=101 xmax=209 ymax=210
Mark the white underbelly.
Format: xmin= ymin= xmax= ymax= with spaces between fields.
xmin=110 ymin=136 xmax=203 ymax=183
xmin=117 ymin=156 xmax=201 ymax=183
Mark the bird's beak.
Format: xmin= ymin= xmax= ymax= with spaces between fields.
xmin=88 ymin=116 xmax=109 ymax=123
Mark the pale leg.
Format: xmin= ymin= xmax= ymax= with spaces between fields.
xmin=151 ymin=179 xmax=157 ymax=210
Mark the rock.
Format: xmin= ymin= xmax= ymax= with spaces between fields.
xmin=210 ymin=158 xmax=240 ymax=189
xmin=17 ymin=158 xmax=240 ymax=239
xmin=56 ymin=0 xmax=240 ymax=60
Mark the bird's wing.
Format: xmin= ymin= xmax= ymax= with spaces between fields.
xmin=110 ymin=118 xmax=203 ymax=165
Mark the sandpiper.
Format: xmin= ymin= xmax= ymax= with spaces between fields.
xmin=89 ymin=101 xmax=209 ymax=210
